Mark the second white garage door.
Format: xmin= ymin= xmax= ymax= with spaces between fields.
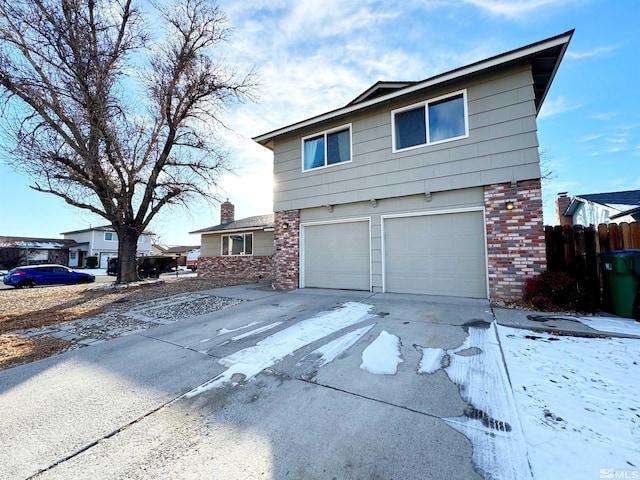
xmin=384 ymin=211 xmax=487 ymax=298
xmin=302 ymin=221 xmax=370 ymax=291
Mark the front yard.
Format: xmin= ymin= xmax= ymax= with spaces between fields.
xmin=0 ymin=276 xmax=254 ymax=370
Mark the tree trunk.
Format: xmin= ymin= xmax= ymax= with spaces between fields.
xmin=117 ymin=230 xmax=140 ymax=284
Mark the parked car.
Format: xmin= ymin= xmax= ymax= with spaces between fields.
xmin=2 ymin=264 xmax=95 ymax=288
xmin=107 ymin=256 xmax=177 ymax=279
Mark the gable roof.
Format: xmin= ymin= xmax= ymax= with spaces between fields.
xmin=565 ymin=189 xmax=640 ymax=217
xmin=0 ymin=236 xmax=77 ymax=249
xmin=190 ymin=214 xmax=275 ymax=235
xmin=254 ymin=30 xmax=574 ymax=150
xmin=60 ymin=225 xmax=154 ymax=235
xmin=348 ymin=81 xmax=417 ymax=105
xmin=163 ymin=245 xmax=201 ymax=253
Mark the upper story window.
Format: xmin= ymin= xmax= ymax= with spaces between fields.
xmin=392 ymin=90 xmax=468 ymax=152
xmin=302 ymin=124 xmax=352 ymax=171
xmin=222 ymin=233 xmax=253 ymax=256
xmin=104 ymin=232 xmax=118 ymax=241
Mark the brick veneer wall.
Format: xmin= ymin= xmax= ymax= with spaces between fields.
xmin=198 ymin=255 xmax=273 ymax=282
xmin=484 ymin=179 xmax=546 ymax=300
xmin=273 ymin=210 xmax=300 ymax=290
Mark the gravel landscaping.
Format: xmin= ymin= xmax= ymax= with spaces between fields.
xmin=0 ymin=276 xmax=257 ymax=370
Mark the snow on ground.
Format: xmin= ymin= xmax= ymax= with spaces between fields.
xmin=360 ymin=330 xmax=403 ymax=375
xmin=438 ymin=323 xmax=533 ymax=480
xmin=183 ymin=302 xmax=376 ymax=397
xmin=298 ymin=324 xmax=375 ymax=369
xmin=575 ymin=315 xmax=640 ymax=337
xmin=416 ymin=346 xmax=446 ymax=374
xmin=216 ymin=321 xmax=283 ymax=347
xmin=498 ymin=325 xmax=640 ymax=480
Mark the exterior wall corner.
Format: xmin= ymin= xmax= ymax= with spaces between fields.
xmin=273 ymin=210 xmax=300 ymax=290
xmin=484 ymin=179 xmax=546 ymax=301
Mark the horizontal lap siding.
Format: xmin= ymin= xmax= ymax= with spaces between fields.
xmin=200 ymin=230 xmax=274 ymax=257
xmin=273 ymin=65 xmax=540 ymax=212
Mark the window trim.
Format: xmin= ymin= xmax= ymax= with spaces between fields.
xmin=301 ymin=123 xmax=353 ymax=172
xmin=391 ymin=89 xmax=469 ymax=153
xmin=104 ymin=232 xmax=118 ymax=242
xmin=220 ymin=232 xmax=254 ymax=256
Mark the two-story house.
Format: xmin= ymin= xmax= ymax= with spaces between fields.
xmin=254 ymin=31 xmax=573 ymax=301
xmin=61 ymin=226 xmax=154 ymax=269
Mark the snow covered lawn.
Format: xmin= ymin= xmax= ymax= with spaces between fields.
xmin=498 ymin=319 xmax=640 ymax=480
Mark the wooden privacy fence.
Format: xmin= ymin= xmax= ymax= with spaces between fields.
xmin=544 ymin=222 xmax=640 ymax=297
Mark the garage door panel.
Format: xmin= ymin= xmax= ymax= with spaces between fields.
xmin=384 ymin=212 xmax=486 ymax=298
xmin=304 ymin=221 xmax=370 ymax=291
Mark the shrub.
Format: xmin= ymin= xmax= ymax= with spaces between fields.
xmin=523 ymin=270 xmax=595 ymax=312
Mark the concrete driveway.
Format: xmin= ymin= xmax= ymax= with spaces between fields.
xmin=0 ymin=286 xmax=527 ymax=479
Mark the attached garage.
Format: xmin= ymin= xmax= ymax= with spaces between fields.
xmin=302 ymin=220 xmax=371 ymax=290
xmin=383 ymin=210 xmax=487 ymax=298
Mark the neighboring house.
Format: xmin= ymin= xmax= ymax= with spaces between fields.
xmin=61 ymin=226 xmax=154 ymax=269
xmin=151 ymin=244 xmax=169 ymax=255
xmin=253 ymin=31 xmax=574 ymax=300
xmin=190 ymin=201 xmax=274 ymax=280
xmin=556 ymin=190 xmax=640 ymax=226
xmin=0 ymin=236 xmax=77 ymax=269
xmin=160 ymin=245 xmax=201 ymax=267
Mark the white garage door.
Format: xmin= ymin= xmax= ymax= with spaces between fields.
xmin=303 ymin=221 xmax=370 ymax=291
xmin=384 ymin=211 xmax=487 ymax=298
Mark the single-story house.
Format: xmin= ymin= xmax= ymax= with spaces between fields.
xmin=61 ymin=226 xmax=154 ymax=269
xmin=556 ymin=190 xmax=640 ymax=226
xmin=190 ymin=201 xmax=274 ymax=280
xmin=253 ymin=30 xmax=574 ymax=300
xmin=0 ymin=236 xmax=77 ymax=269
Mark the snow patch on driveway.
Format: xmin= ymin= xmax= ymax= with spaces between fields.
xmin=183 ymin=302 xmax=375 ymax=397
xmin=298 ymin=324 xmax=375 ymax=369
xmin=416 ymin=347 xmax=446 ymax=374
xmin=360 ymin=330 xmax=403 ymax=375
xmin=442 ymin=323 xmax=533 ymax=480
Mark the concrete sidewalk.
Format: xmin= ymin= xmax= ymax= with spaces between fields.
xmin=3 ymin=285 xmax=622 ymax=480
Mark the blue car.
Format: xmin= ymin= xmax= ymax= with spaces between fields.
xmin=3 ymin=264 xmax=95 ymax=288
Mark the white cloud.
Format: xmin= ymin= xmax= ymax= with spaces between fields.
xmin=462 ymin=0 xmax=583 ymax=18
xmin=538 ymin=95 xmax=581 ymax=119
xmin=565 ymin=44 xmax=620 ymax=60
xmin=590 ymin=112 xmax=620 ymax=121
xmin=578 ymin=134 xmax=603 ymax=142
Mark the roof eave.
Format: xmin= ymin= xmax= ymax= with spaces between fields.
xmin=253 ymin=30 xmax=574 ymax=149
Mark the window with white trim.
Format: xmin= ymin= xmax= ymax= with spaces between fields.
xmin=221 ymin=233 xmax=253 ymax=256
xmin=392 ymin=91 xmax=468 ymax=151
xmin=302 ymin=125 xmax=351 ymax=171
xmin=104 ymin=232 xmax=118 ymax=241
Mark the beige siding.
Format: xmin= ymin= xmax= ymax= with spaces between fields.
xmin=199 ymin=230 xmax=274 ymax=257
xmin=300 ymin=189 xmax=483 ymax=292
xmin=273 ymin=65 xmax=539 ymax=212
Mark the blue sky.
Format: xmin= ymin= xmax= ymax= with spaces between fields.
xmin=1 ymin=0 xmax=638 ymax=246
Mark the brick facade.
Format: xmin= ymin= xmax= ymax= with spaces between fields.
xmin=198 ymin=255 xmax=273 ymax=282
xmin=273 ymin=210 xmax=300 ymax=290
xmin=484 ymin=179 xmax=546 ymax=300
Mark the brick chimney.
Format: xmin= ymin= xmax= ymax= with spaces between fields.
xmin=555 ymin=192 xmax=572 ymax=226
xmin=220 ymin=200 xmax=235 ymax=224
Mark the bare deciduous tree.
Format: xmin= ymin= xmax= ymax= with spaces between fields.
xmin=0 ymin=0 xmax=255 ymax=282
